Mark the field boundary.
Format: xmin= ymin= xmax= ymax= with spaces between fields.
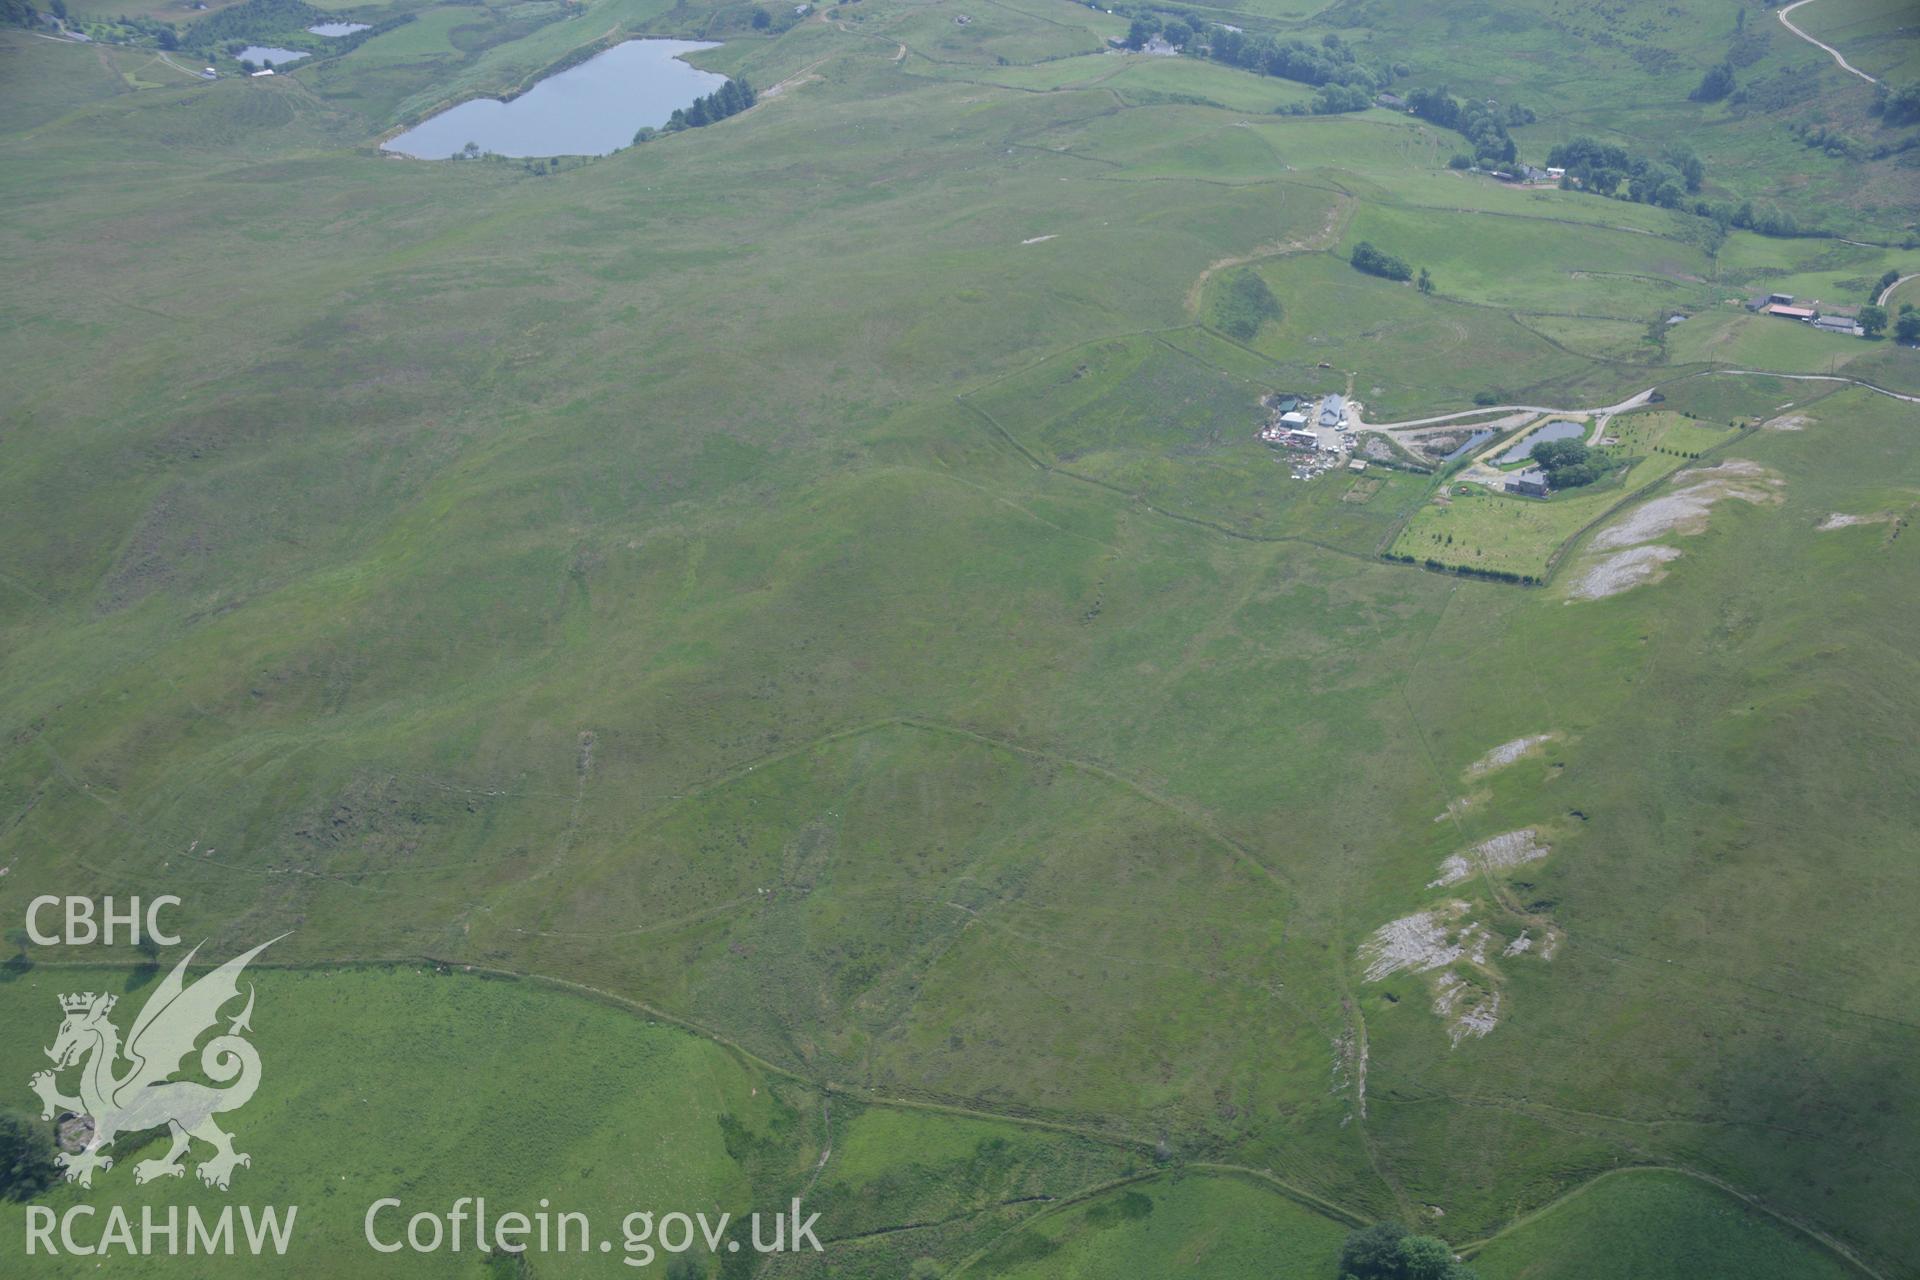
xmin=12 ymin=950 xmax=1881 ymax=1273
xmin=1454 ymin=1164 xmax=1887 ymax=1280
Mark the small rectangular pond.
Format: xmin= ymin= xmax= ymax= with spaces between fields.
xmin=1497 ymin=420 xmax=1584 ymax=465
xmin=308 ymin=22 xmax=370 ymax=36
xmin=381 ymin=39 xmax=726 ymax=160
xmin=236 ymin=45 xmax=309 ymax=66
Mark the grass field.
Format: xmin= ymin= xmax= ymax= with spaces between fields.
xmin=1470 ymin=1170 xmax=1861 ymax=1280
xmin=957 ymin=1174 xmax=1350 ymax=1278
xmin=1389 ymin=412 xmax=1742 ymax=578
xmin=0 ymin=0 xmax=1917 ymax=1274
xmin=964 ymin=329 xmax=1431 ymax=548
xmin=1666 ymin=309 xmax=1878 ymax=373
xmin=0 ymin=965 xmax=823 ymax=1277
xmin=1228 ymin=252 xmax=1636 ymax=418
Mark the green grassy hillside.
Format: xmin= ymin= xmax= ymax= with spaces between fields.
xmin=0 ymin=0 xmax=1915 ymax=1275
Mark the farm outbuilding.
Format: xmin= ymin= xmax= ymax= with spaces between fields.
xmin=1506 ymin=470 xmax=1549 ymax=498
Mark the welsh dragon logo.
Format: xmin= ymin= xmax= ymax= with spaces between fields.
xmin=28 ymin=937 xmax=281 ymax=1191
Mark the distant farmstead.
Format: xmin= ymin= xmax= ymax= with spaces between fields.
xmin=1754 ymin=293 xmax=1866 ymax=337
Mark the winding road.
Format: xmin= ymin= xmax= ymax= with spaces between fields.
xmin=1361 ymin=369 xmax=1919 ymax=443
xmin=1360 ymin=389 xmax=1657 ymax=432
xmin=1707 ymin=369 xmax=1920 ymax=403
xmin=1777 ymin=0 xmax=1880 ymax=85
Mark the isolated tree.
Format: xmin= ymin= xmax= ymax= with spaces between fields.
xmin=1339 ymin=1222 xmax=1409 ymax=1277
xmin=1338 ymin=1222 xmax=1479 ymax=1280
xmin=1400 ymin=1234 xmax=1474 ymax=1280
xmin=1125 ymin=14 xmax=1159 ymax=49
xmin=1160 ymin=19 xmax=1191 ymax=48
xmin=1879 ymin=82 xmax=1920 ymax=125
xmin=1874 ymin=268 xmax=1900 ymax=300
xmin=1896 ymin=305 xmax=1920 ymax=344
xmin=158 ymin=27 xmax=177 ymax=49
xmin=1859 ymin=304 xmax=1888 ymax=337
xmin=1690 ymin=60 xmax=1735 ymax=102
xmin=0 ymin=1113 xmax=56 ymax=1202
xmin=1417 ymin=266 xmax=1433 ymax=294
xmin=751 ymin=7 xmax=770 ymax=28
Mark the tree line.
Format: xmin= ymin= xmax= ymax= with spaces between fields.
xmin=665 ymin=77 xmax=757 ymax=132
xmin=1350 ymin=241 xmax=1412 ymax=282
xmin=1119 ymin=13 xmax=1391 ymax=104
xmin=186 ymin=0 xmax=320 ymax=42
xmin=1546 ymin=136 xmax=1705 ymax=209
xmin=1404 ymin=86 xmax=1531 ymax=166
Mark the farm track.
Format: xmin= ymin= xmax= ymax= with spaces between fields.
xmin=1704 ymin=369 xmax=1920 ymax=403
xmin=1777 ymin=0 xmax=1881 ymax=84
xmin=1184 ymin=191 xmax=1353 ymax=315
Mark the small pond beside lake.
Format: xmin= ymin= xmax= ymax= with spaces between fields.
xmin=236 ymin=45 xmax=309 ymax=65
xmin=1498 ymin=420 xmax=1585 ymax=465
xmin=381 ymin=39 xmax=726 ymax=160
xmin=1441 ymin=429 xmax=1494 ymax=463
xmin=308 ymin=22 xmax=370 ymax=36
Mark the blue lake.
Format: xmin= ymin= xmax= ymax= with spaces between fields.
xmin=1498 ymin=420 xmax=1585 ymax=465
xmin=308 ymin=22 xmax=370 ymax=36
xmin=381 ymin=39 xmax=726 ymax=160
xmin=237 ymin=45 xmax=309 ymax=66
